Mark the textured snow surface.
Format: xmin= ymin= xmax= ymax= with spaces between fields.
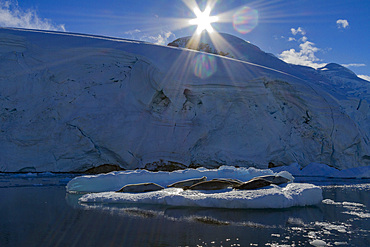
xmin=79 ymin=183 xmax=322 ymax=209
xmin=0 ymin=28 xmax=369 ymax=172
xmin=67 ymin=166 xmax=285 ymax=193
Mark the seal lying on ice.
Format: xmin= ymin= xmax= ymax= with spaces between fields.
xmin=236 ymin=175 xmax=291 ymax=190
xmin=167 ymin=176 xmax=207 ymax=188
xmin=185 ymin=180 xmax=234 ymax=190
xmin=116 ymin=183 xmax=164 ymax=193
xmin=211 ymin=178 xmax=243 ymax=187
xmin=235 ymin=177 xmax=272 ymax=190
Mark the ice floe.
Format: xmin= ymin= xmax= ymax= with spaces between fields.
xmin=67 ymin=166 xmax=322 ymax=209
xmin=66 ymin=166 xmax=291 ymax=193
xmin=322 ymin=199 xmax=370 ymax=219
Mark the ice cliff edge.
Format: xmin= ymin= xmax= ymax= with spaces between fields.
xmin=0 ymin=28 xmax=368 ymax=172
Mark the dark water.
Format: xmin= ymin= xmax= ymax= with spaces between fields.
xmin=0 ymin=174 xmax=369 ymax=247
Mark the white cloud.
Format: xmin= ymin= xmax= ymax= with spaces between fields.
xmin=279 ymin=41 xmax=326 ymax=69
xmin=123 ymin=28 xmax=175 ymax=46
xmin=341 ymin=63 xmax=366 ymax=68
xmin=358 ymin=75 xmax=370 ymax=81
xmin=336 ymin=19 xmax=349 ymax=29
xmin=0 ymin=0 xmax=65 ymax=31
xmin=287 ymin=35 xmax=307 ymax=43
xmin=279 ymin=33 xmax=326 ymax=69
xmin=291 ymin=27 xmax=306 ymax=35
xmin=301 ymin=36 xmax=308 ymax=42
xmin=145 ymin=31 xmax=176 ymax=45
xmin=124 ymin=29 xmax=141 ymax=35
xmin=280 ymin=27 xmax=330 ymax=69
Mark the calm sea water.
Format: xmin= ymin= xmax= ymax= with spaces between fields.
xmin=0 ymin=174 xmax=369 ymax=247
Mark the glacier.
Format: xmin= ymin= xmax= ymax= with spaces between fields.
xmin=0 ymin=28 xmax=369 ymax=172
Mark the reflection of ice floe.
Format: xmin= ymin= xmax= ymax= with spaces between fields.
xmin=71 ymin=198 xmax=323 ymax=227
xmin=79 ymin=183 xmax=322 ymax=209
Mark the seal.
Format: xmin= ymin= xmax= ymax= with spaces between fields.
xmin=186 ymin=180 xmax=233 ymax=190
xmin=167 ymin=176 xmax=207 ymax=188
xmin=116 ymin=182 xmax=164 ymax=193
xmin=211 ymin=178 xmax=243 ymax=187
xmin=235 ymin=177 xmax=272 ymax=190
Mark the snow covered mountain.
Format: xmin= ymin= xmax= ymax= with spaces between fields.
xmin=0 ymin=28 xmax=368 ymax=172
xmin=169 ymin=33 xmax=369 ymax=99
xmin=168 ymin=32 xmax=291 ymax=73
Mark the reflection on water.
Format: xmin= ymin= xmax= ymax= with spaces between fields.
xmin=0 ymin=174 xmax=369 ymax=247
xmin=72 ymin=199 xmax=325 ymax=229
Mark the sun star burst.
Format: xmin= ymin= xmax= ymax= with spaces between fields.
xmin=189 ymin=6 xmax=219 ymax=34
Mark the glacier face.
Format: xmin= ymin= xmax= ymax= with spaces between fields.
xmin=0 ymin=28 xmax=368 ymax=172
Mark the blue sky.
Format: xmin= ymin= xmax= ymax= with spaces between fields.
xmin=1 ymin=0 xmax=369 ymax=80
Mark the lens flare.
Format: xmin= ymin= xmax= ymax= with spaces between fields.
xmin=193 ymin=53 xmax=217 ymax=79
xmin=189 ymin=6 xmax=219 ymax=34
xmin=233 ymin=6 xmax=259 ymax=34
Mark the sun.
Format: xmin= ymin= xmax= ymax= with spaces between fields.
xmin=189 ymin=6 xmax=219 ymax=34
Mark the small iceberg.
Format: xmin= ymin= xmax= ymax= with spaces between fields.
xmin=67 ymin=166 xmax=323 ymax=209
xmin=66 ymin=166 xmax=293 ymax=193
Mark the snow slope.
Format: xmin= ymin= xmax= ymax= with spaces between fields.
xmin=169 ymin=33 xmax=370 ymax=140
xmin=0 ymin=28 xmax=369 ymax=172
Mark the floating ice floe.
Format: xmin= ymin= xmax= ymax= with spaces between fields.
xmin=67 ymin=166 xmax=323 ymax=209
xmin=67 ymin=166 xmax=290 ymax=193
xmin=322 ymin=199 xmax=370 ymax=219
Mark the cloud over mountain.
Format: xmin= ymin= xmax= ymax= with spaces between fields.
xmin=279 ymin=27 xmax=326 ymax=69
xmin=341 ymin=63 xmax=366 ymax=68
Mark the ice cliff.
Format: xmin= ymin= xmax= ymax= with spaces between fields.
xmin=0 ymin=28 xmax=369 ymax=172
